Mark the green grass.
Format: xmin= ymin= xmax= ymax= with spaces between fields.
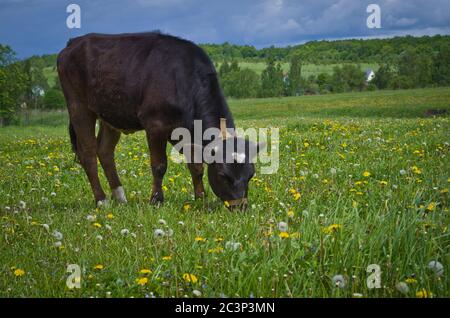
xmin=1 ymin=87 xmax=449 ymax=297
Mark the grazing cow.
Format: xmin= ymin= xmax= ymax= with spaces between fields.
xmin=57 ymin=32 xmax=263 ymax=209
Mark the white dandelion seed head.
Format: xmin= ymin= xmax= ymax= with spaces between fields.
xmin=313 ymin=174 xmax=319 ymax=179
xmin=399 ymin=169 xmax=407 ymax=176
xmin=120 ymin=228 xmax=130 ymax=236
xmin=178 ymin=221 xmax=185 ymax=226
xmin=86 ymin=215 xmax=96 ymax=222
xmin=192 ymin=290 xmax=202 ymax=297
xmin=42 ymin=224 xmax=50 ymax=231
xmin=158 ymin=219 xmax=167 ymax=226
xmin=52 ymin=230 xmax=63 ymax=241
xmin=428 ymin=260 xmax=444 ymax=277
xmin=50 ymin=192 xmax=56 ymax=197
xmin=105 ymin=224 xmax=112 ymax=231
xmin=131 ymin=233 xmax=137 ymax=239
xmin=396 ymin=282 xmax=410 ymax=294
xmin=278 ymin=221 xmax=288 ymax=232
xmin=54 ymin=241 xmax=62 ymax=247
xmin=96 ymin=235 xmax=103 ymax=241
xmin=19 ymin=201 xmax=26 ymax=209
xmin=225 ymin=241 xmax=242 ymax=251
xmin=166 ymin=228 xmax=174 ymax=237
xmin=330 ymin=168 xmax=337 ymax=175
xmin=154 ymin=229 xmax=165 ymax=238
xmin=332 ymin=275 xmax=346 ymax=288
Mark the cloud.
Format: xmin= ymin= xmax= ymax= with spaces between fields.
xmin=0 ymin=0 xmax=449 ymax=58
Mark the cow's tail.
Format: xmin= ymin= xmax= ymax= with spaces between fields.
xmin=68 ymin=120 xmax=80 ymax=163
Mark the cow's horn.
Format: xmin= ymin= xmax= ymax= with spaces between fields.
xmin=220 ymin=118 xmax=228 ymax=139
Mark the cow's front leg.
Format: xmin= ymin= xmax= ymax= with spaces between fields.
xmin=146 ymin=130 xmax=168 ymax=205
xmin=187 ymin=163 xmax=205 ymax=199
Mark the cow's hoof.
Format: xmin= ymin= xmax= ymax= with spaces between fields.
xmin=96 ymin=198 xmax=110 ymax=208
xmin=150 ymin=192 xmax=164 ymax=205
xmin=194 ymin=192 xmax=205 ymax=200
xmin=112 ymin=186 xmax=127 ymax=203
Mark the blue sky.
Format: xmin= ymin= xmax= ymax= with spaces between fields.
xmin=1 ymin=0 xmax=449 ymax=58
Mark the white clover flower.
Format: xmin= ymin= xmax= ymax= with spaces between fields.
xmin=53 ymin=230 xmax=63 ymax=241
xmin=42 ymin=224 xmax=50 ymax=231
xmin=158 ymin=219 xmax=167 ymax=226
xmin=154 ymin=229 xmax=165 ymax=238
xmin=278 ymin=221 xmax=288 ymax=232
xmin=428 ymin=260 xmax=444 ymax=277
xmin=332 ymin=275 xmax=346 ymax=288
xmin=19 ymin=200 xmax=26 ymax=209
xmin=86 ymin=215 xmax=96 ymax=222
xmin=120 ymin=228 xmax=130 ymax=236
xmin=396 ymin=282 xmax=409 ymax=294
xmin=96 ymin=235 xmax=103 ymax=241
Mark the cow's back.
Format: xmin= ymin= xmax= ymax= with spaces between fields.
xmin=57 ymin=32 xmax=216 ymax=131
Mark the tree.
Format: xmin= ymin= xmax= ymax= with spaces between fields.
xmin=288 ymin=54 xmax=302 ymax=96
xmin=42 ymin=88 xmax=65 ymax=109
xmin=397 ymin=48 xmax=433 ymax=88
xmin=432 ymin=43 xmax=450 ymax=85
xmin=260 ymin=58 xmax=284 ymax=97
xmin=0 ymin=45 xmax=27 ymax=126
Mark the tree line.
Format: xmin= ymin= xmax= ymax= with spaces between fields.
xmin=1 ymin=35 xmax=449 ymax=125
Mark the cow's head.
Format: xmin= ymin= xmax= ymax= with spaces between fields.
xmin=207 ymin=136 xmax=265 ymax=210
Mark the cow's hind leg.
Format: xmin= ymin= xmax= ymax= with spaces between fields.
xmin=97 ymin=121 xmax=127 ymax=203
xmin=145 ymin=129 xmax=168 ymax=205
xmin=70 ymin=110 xmax=107 ymax=206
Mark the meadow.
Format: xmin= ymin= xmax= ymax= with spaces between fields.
xmin=0 ymin=87 xmax=449 ymax=298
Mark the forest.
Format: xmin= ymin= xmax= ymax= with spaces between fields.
xmin=1 ymin=35 xmax=449 ymax=125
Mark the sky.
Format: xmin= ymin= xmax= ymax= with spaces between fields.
xmin=1 ymin=0 xmax=449 ymax=58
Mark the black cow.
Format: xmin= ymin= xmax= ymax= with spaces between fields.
xmin=57 ymin=32 xmax=263 ymax=208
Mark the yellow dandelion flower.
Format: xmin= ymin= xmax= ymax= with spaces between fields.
xmin=183 ymin=203 xmax=190 ymax=212
xmin=13 ymin=268 xmax=25 ymax=277
xmin=293 ymin=192 xmax=301 ymax=201
xmin=195 ymin=236 xmax=206 ymax=242
xmin=426 ymin=202 xmax=435 ymax=212
xmin=323 ymin=224 xmax=342 ymax=234
xmin=140 ymin=268 xmax=152 ymax=275
xmin=363 ymin=171 xmax=371 ymax=178
xmin=279 ymin=232 xmax=290 ymax=239
xmin=416 ymin=289 xmax=432 ymax=298
xmin=93 ymin=264 xmax=104 ymax=270
xmin=107 ymin=213 xmax=114 ymax=219
xmin=162 ymin=256 xmax=172 ymax=261
xmin=379 ymin=180 xmax=388 ymax=186
xmin=214 ymin=237 xmax=224 ymax=243
xmin=287 ymin=210 xmax=295 ymax=218
xmin=136 ymin=277 xmax=148 ymax=286
xmin=93 ymin=222 xmax=102 ymax=228
xmin=224 ymin=201 xmax=230 ymax=208
xmin=162 ymin=185 xmax=168 ymax=191
xmin=182 ymin=273 xmax=198 ymax=284
xmin=405 ymin=278 xmax=417 ymax=284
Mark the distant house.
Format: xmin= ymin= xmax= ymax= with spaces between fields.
xmin=365 ymin=69 xmax=375 ymax=82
